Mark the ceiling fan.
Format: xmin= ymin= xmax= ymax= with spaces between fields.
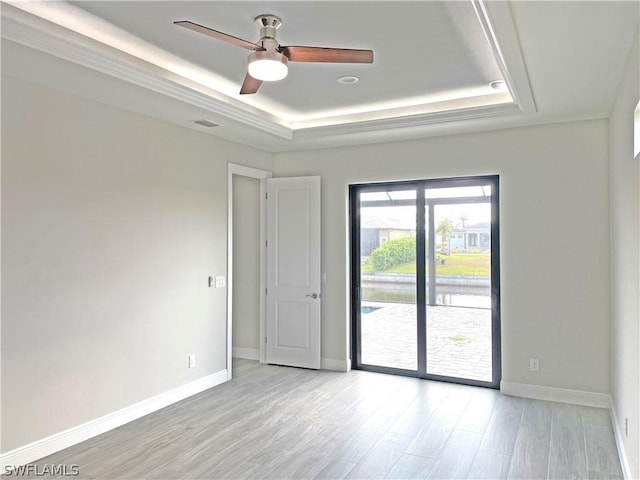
xmin=174 ymin=14 xmax=374 ymax=95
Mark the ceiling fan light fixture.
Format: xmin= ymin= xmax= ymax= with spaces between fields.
xmin=248 ymin=50 xmax=288 ymax=81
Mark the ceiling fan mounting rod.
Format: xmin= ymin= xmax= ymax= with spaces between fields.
xmin=255 ymin=14 xmax=282 ymax=46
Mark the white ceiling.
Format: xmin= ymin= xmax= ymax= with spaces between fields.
xmin=68 ymin=1 xmax=506 ymax=115
xmin=1 ymin=1 xmax=638 ymax=152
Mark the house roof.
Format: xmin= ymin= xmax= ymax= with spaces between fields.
xmin=361 ymin=210 xmax=415 ymax=230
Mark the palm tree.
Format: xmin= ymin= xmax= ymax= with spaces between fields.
xmin=459 ymin=215 xmax=469 ymax=229
xmin=436 ymin=218 xmax=454 ymax=254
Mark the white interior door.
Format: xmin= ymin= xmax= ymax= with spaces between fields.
xmin=266 ymin=176 xmax=321 ymax=369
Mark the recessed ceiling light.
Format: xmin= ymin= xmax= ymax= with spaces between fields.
xmin=337 ymin=75 xmax=359 ymax=85
xmin=489 ymin=80 xmax=506 ymax=90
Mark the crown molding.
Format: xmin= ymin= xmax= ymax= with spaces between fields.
xmin=474 ymin=0 xmax=537 ymax=115
xmin=293 ymin=99 xmax=521 ymax=140
xmin=1 ymin=1 xmax=536 ymax=145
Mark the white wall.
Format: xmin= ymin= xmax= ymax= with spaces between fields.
xmin=609 ymin=26 xmax=639 ymax=478
xmin=0 ymin=74 xmax=272 ymax=452
xmin=274 ymin=119 xmax=611 ymax=394
xmin=232 ymin=175 xmax=261 ymax=353
xmin=0 ymin=45 xmax=626 ymax=463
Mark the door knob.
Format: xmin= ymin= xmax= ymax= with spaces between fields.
xmin=306 ymin=293 xmax=319 ymax=299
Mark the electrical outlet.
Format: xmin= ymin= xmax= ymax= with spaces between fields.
xmin=530 ymin=358 xmax=539 ymax=372
xmin=215 ymin=276 xmax=226 ymax=288
xmin=189 ymin=355 xmax=196 ymax=368
xmin=625 ymin=417 xmax=629 ymax=437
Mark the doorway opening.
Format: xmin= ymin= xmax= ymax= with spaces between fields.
xmin=350 ymin=175 xmax=500 ymax=388
xmin=227 ymin=163 xmax=271 ymax=379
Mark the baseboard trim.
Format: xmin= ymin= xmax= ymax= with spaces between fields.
xmin=0 ymin=370 xmax=228 ymax=469
xmin=321 ymin=357 xmax=350 ymax=372
xmin=232 ymin=347 xmax=260 ymax=361
xmin=500 ymin=381 xmax=611 ymax=408
xmin=610 ymin=399 xmax=632 ymax=479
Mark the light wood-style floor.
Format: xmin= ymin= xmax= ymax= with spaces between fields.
xmin=34 ymin=359 xmax=623 ymax=479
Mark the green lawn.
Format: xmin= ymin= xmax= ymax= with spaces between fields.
xmin=362 ymin=253 xmax=490 ymax=277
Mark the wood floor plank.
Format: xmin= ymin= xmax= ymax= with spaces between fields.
xmin=456 ymin=391 xmax=498 ymax=434
xmin=426 ymin=428 xmax=483 ymax=479
xmin=587 ymin=469 xmax=624 ymax=479
xmin=257 ymin=434 xmax=338 ymax=479
xmin=34 ymin=445 xmax=111 ymax=470
xmin=81 ymin=424 xmax=194 ymax=478
xmin=220 ymin=461 xmax=264 ymax=480
xmin=548 ymin=403 xmax=588 ymax=480
xmin=345 ymin=432 xmax=414 ymax=479
xmin=246 ymin=419 xmax=325 ymax=468
xmin=508 ymin=398 xmax=552 ymax=479
xmin=581 ymin=407 xmax=611 ymax=427
xmin=331 ymin=413 xmax=397 ymax=464
xmin=374 ymin=382 xmax=423 ymax=418
xmin=467 ymin=453 xmax=512 ymax=479
xmin=584 ymin=424 xmax=624 ymax=477
xmin=476 ymin=395 xmax=525 ymax=456
xmin=387 ymin=389 xmax=445 ymax=437
xmin=384 ymin=453 xmax=435 ymax=479
xmin=312 ymin=459 xmax=358 ymax=480
xmin=405 ymin=413 xmax=459 ymax=458
xmin=435 ymin=387 xmax=474 ymax=416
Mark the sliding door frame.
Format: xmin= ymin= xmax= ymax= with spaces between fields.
xmin=350 ymin=175 xmax=501 ymax=389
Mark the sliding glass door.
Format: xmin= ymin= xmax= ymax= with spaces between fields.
xmin=358 ymin=188 xmax=418 ymax=371
xmin=350 ymin=176 xmax=500 ymax=388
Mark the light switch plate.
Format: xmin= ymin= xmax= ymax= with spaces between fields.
xmin=215 ymin=276 xmax=226 ymax=288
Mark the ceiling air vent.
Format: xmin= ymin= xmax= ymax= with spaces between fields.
xmin=193 ymin=119 xmax=220 ymax=128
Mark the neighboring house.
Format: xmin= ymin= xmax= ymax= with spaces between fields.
xmin=361 ymin=212 xmax=415 ymax=256
xmin=447 ymin=222 xmax=491 ymax=252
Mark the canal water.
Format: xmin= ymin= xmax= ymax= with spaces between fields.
xmin=362 ymin=282 xmax=491 ymax=309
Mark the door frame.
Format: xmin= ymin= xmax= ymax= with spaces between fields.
xmin=350 ymin=175 xmax=501 ymax=389
xmin=227 ymin=163 xmax=272 ymax=380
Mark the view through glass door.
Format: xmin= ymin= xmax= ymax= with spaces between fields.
xmin=351 ymin=176 xmax=500 ymax=388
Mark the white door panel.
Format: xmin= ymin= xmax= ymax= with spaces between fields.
xmin=266 ymin=176 xmax=321 ymax=369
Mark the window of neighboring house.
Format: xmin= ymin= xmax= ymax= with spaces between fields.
xmin=468 ymin=233 xmax=478 ymax=247
xmin=380 ymin=237 xmax=389 ymax=244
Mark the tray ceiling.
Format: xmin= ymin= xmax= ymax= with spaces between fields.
xmin=1 ymin=1 xmax=637 ymax=151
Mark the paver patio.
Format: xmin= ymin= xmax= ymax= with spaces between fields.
xmin=361 ymin=302 xmax=492 ymax=382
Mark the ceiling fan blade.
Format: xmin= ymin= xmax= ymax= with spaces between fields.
xmin=174 ymin=21 xmax=265 ymax=51
xmin=281 ymin=46 xmax=373 ymax=63
xmin=239 ymin=73 xmax=263 ymax=95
